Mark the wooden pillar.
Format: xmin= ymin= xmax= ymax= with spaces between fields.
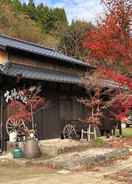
xmin=0 ymin=90 xmax=4 ymax=152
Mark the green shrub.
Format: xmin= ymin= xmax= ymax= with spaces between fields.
xmin=95 ymin=137 xmax=105 ymax=146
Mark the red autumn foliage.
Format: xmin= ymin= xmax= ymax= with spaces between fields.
xmin=99 ymin=68 xmax=132 ymax=89
xmin=83 ymin=0 xmax=132 ymax=120
xmin=110 ymin=94 xmax=132 ymax=120
xmin=9 ymin=110 xmax=31 ymax=123
xmin=78 ymin=87 xmax=102 ymax=125
xmin=7 ymin=90 xmax=45 ymax=123
xmin=84 ymin=0 xmax=132 ymax=73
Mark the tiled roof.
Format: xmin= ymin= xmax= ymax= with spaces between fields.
xmin=0 ymin=34 xmax=90 ymax=68
xmin=0 ymin=63 xmax=81 ymax=84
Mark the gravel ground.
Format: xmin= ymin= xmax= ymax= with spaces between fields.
xmin=0 ymin=153 xmax=132 ymax=184
xmin=1 ymin=137 xmax=132 ymax=184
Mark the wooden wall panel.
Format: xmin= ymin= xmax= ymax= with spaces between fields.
xmin=9 ymin=53 xmax=85 ymax=77
xmin=34 ymin=95 xmax=86 ymax=140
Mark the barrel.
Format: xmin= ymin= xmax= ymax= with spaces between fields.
xmin=23 ymin=139 xmax=41 ymax=159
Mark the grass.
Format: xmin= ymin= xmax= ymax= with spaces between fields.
xmin=122 ymin=128 xmax=132 ymax=137
xmin=95 ymin=137 xmax=105 ymax=146
xmin=115 ymin=127 xmax=132 ymax=137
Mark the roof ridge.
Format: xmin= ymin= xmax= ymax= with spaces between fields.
xmin=0 ymin=34 xmax=55 ymax=52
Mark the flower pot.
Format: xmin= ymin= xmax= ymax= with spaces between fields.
xmin=23 ymin=139 xmax=41 ymax=159
xmin=12 ymin=147 xmax=23 ymax=159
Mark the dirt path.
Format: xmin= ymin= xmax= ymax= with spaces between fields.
xmin=1 ymin=155 xmax=132 ymax=184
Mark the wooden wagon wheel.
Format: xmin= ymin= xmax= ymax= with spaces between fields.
xmin=6 ymin=119 xmax=26 ymax=136
xmin=63 ymin=123 xmax=77 ymax=139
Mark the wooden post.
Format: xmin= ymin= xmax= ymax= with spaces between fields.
xmin=81 ymin=129 xmax=84 ymax=140
xmin=88 ymin=124 xmax=91 ymax=141
xmin=0 ymin=90 xmax=4 ymax=152
xmin=94 ymin=126 xmax=97 ymax=140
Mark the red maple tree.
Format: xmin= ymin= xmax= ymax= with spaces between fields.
xmin=83 ymin=0 xmax=132 ymax=121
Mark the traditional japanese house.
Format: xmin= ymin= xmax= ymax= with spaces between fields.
xmin=0 ymin=34 xmax=93 ymax=150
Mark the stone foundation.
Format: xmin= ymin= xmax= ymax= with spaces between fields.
xmin=38 ymin=139 xmax=91 ymax=157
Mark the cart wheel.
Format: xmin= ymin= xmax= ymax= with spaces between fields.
xmin=6 ymin=119 xmax=26 ymax=135
xmin=63 ymin=124 xmax=77 ymax=139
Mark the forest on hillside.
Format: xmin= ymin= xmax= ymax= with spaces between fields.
xmin=0 ymin=0 xmax=93 ymax=60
